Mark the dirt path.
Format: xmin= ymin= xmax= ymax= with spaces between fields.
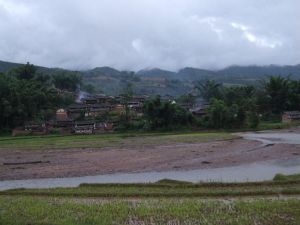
xmin=1 ymin=130 xmax=300 ymax=180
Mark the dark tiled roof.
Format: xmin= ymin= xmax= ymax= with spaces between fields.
xmin=68 ymin=104 xmax=88 ymax=109
xmin=283 ymin=111 xmax=300 ymax=118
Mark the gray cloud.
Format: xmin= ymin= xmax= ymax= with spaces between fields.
xmin=0 ymin=0 xmax=299 ymax=71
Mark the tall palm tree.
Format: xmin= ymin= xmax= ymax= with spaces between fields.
xmin=194 ymin=80 xmax=222 ymax=101
xmin=261 ymin=76 xmax=290 ymax=114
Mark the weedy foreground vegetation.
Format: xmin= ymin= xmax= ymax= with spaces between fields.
xmin=1 ymin=175 xmax=300 ymax=225
xmin=1 ymin=197 xmax=299 ymax=225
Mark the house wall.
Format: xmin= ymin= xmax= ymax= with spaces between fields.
xmin=282 ymin=114 xmax=291 ymax=123
xmin=56 ymin=111 xmax=68 ymax=121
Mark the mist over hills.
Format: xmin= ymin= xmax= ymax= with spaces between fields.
xmin=1 ymin=60 xmax=300 ymax=96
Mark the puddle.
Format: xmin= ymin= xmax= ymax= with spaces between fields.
xmin=0 ymin=158 xmax=300 ymax=191
xmin=240 ymin=132 xmax=300 ymax=145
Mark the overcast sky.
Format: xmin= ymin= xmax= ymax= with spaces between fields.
xmin=0 ymin=0 xmax=299 ymax=71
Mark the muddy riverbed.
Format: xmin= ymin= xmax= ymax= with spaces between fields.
xmin=1 ymin=158 xmax=300 ymax=190
xmin=0 ymin=128 xmax=300 ymax=183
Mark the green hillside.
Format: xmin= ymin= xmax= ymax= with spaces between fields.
xmin=1 ymin=60 xmax=299 ymax=96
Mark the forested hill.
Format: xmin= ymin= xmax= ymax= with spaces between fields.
xmin=136 ymin=65 xmax=300 ymax=79
xmin=1 ymin=60 xmax=300 ymax=95
xmin=0 ymin=61 xmax=22 ymax=73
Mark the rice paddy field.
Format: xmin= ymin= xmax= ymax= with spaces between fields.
xmin=0 ymin=131 xmax=234 ymax=150
xmin=1 ymin=175 xmax=300 ymax=225
xmin=1 ymin=197 xmax=300 ymax=225
xmin=0 ymin=120 xmax=297 ymax=151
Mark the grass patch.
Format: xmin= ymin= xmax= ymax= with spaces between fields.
xmin=1 ymin=179 xmax=300 ymax=198
xmin=257 ymin=121 xmax=300 ymax=130
xmin=273 ymin=173 xmax=300 ymax=181
xmin=0 ymin=131 xmax=234 ymax=150
xmin=1 ymin=178 xmax=300 ymax=224
xmin=0 ymin=197 xmax=299 ymax=225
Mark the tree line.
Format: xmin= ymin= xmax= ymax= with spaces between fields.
xmin=141 ymin=76 xmax=300 ymax=130
xmin=0 ymin=63 xmax=81 ymax=131
xmin=1 ymin=62 xmax=300 ymax=132
xmin=200 ymin=77 xmax=300 ymax=128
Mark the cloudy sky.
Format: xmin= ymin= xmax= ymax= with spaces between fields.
xmin=0 ymin=0 xmax=299 ymax=71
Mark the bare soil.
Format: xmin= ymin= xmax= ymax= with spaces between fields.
xmin=1 ymin=133 xmax=300 ymax=181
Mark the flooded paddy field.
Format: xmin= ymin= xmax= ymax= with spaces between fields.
xmin=1 ymin=174 xmax=300 ymax=225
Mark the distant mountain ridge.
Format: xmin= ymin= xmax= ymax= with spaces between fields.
xmin=0 ymin=60 xmax=22 ymax=73
xmin=1 ymin=60 xmax=300 ymax=95
xmin=136 ymin=65 xmax=300 ymax=81
xmin=1 ymin=60 xmax=299 ymax=79
xmin=217 ymin=64 xmax=300 ymax=79
xmin=84 ymin=66 xmax=121 ymax=77
xmin=137 ymin=68 xmax=177 ymax=79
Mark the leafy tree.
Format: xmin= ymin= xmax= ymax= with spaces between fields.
xmin=120 ymin=83 xmax=134 ymax=126
xmin=261 ymin=76 xmax=290 ymax=114
xmin=246 ymin=111 xmax=260 ymax=128
xmin=0 ymin=65 xmax=78 ymax=131
xmin=10 ymin=62 xmax=37 ymax=80
xmin=223 ymin=86 xmax=259 ymax=126
xmin=33 ymin=72 xmax=52 ymax=85
xmin=287 ymin=80 xmax=300 ymax=111
xmin=194 ymin=80 xmax=222 ymax=101
xmin=176 ymin=94 xmax=196 ymax=106
xmin=144 ymin=96 xmax=194 ymax=130
xmin=207 ymin=99 xmax=228 ymax=128
xmin=80 ymin=83 xmax=96 ymax=94
xmin=222 ymin=86 xmax=255 ymax=106
xmin=53 ymin=71 xmax=82 ymax=91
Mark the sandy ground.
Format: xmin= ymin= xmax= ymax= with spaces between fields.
xmin=1 ymin=130 xmax=300 ymax=181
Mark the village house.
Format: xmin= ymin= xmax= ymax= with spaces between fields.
xmin=87 ymin=104 xmax=111 ymax=117
xmin=95 ymin=95 xmax=115 ymax=104
xmin=56 ymin=108 xmax=68 ymax=121
xmin=178 ymin=103 xmax=193 ymax=111
xmin=94 ymin=122 xmax=114 ymax=133
xmin=82 ymin=95 xmax=115 ymax=105
xmin=111 ymin=104 xmax=125 ymax=113
xmin=13 ymin=94 xmax=159 ymax=137
xmin=74 ymin=121 xmax=96 ymax=134
xmin=131 ymin=95 xmax=148 ymax=103
xmin=24 ymin=122 xmax=47 ymax=132
xmin=282 ymin=111 xmax=300 ymax=123
xmin=12 ymin=121 xmax=48 ymax=136
xmin=161 ymin=95 xmax=175 ymax=103
xmin=189 ymin=101 xmax=210 ymax=117
xmin=54 ymin=109 xmax=75 ymax=133
xmin=127 ymin=95 xmax=148 ymax=113
xmin=67 ymin=103 xmax=89 ymax=119
xmin=128 ymin=101 xmax=143 ymax=113
xmin=16 ymin=122 xmax=48 ymax=135
xmin=190 ymin=106 xmax=208 ymax=117
xmin=81 ymin=97 xmax=98 ymax=105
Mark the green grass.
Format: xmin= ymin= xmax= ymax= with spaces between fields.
xmin=0 ymin=120 xmax=298 ymax=151
xmin=0 ymin=131 xmax=234 ymax=150
xmin=1 ymin=178 xmax=300 ymax=224
xmin=257 ymin=121 xmax=300 ymax=130
xmin=2 ymin=179 xmax=300 ymax=198
xmin=0 ymin=197 xmax=299 ymax=225
xmin=274 ymin=173 xmax=300 ymax=181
